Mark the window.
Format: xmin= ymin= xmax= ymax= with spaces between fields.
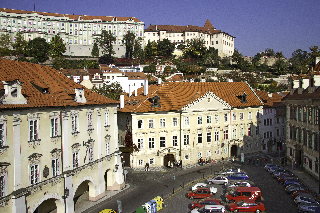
xmin=138 ymin=120 xmax=143 ymax=129
xmin=73 ymin=152 xmax=79 ymax=168
xmin=106 ymin=142 xmax=110 ymax=155
xmin=0 ymin=122 xmax=6 ymax=147
xmin=277 ymin=129 xmax=280 ymax=136
xmin=29 ymin=120 xmax=39 ymax=141
xmin=137 ymin=138 xmax=144 ymax=149
xmin=207 ymin=115 xmax=211 ymax=123
xmin=149 ymin=158 xmax=154 ymax=165
xmin=214 ymin=130 xmax=219 ymax=141
xmin=184 ymin=135 xmax=189 ymax=145
xmin=160 ymin=118 xmax=166 ymax=127
xmin=232 ymin=113 xmax=236 ymax=121
xmin=148 ymin=119 xmax=154 ymax=128
xmin=138 ymin=159 xmax=143 ymax=166
xmin=0 ymin=175 xmax=5 ymax=197
xmin=256 ymin=126 xmax=260 ymax=135
xmin=232 ymin=128 xmax=237 ymax=139
xmin=248 ymin=126 xmax=252 ymax=137
xmin=160 ymin=137 xmax=166 ymax=147
xmin=87 ymin=112 xmax=93 ymax=131
xmin=215 ymin=114 xmax=219 ymax=123
xmin=198 ymin=116 xmax=202 ymax=124
xmin=207 ymin=132 xmax=212 ymax=143
xmin=50 ymin=118 xmax=59 ymax=137
xmin=71 ymin=113 xmax=79 ymax=134
xmin=172 ymin=136 xmax=178 ymax=146
xmin=149 ymin=138 xmax=155 ymax=148
xmin=248 ymin=112 xmax=252 ymax=120
xmin=240 ymin=112 xmax=244 ymax=120
xmin=224 ymin=129 xmax=228 ymax=140
xmin=105 ymin=111 xmax=110 ymax=127
xmin=52 ymin=158 xmax=59 ymax=177
xmin=198 ymin=133 xmax=202 ymax=143
xmin=30 ymin=164 xmax=39 ymax=185
xmin=224 ymin=113 xmax=228 ymax=122
xmin=172 ymin=118 xmax=178 ymax=127
xmin=88 ymin=147 xmax=94 ymax=162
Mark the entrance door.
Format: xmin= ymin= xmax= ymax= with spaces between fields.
xmin=164 ymin=154 xmax=175 ymax=167
xmin=230 ymin=145 xmax=238 ymax=157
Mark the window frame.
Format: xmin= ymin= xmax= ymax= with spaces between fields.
xmin=198 ymin=133 xmax=202 ymax=143
xmin=50 ymin=117 xmax=59 ymax=138
xmin=172 ymin=117 xmax=178 ymax=127
xmin=52 ymin=158 xmax=60 ymax=177
xmin=172 ymin=135 xmax=178 ymax=146
xmin=29 ymin=119 xmax=39 ymax=141
xmin=184 ymin=134 xmax=189 ymax=145
xmin=30 ymin=164 xmax=40 ymax=185
xmin=184 ymin=116 xmax=190 ymax=126
xmin=148 ymin=119 xmax=154 ymax=129
xmin=148 ymin=138 xmax=155 ymax=148
xmin=73 ymin=151 xmax=79 ymax=168
xmin=207 ymin=115 xmax=212 ymax=124
xmin=138 ymin=119 xmax=143 ymax=129
xmin=160 ymin=136 xmax=166 ymax=147
xmin=197 ymin=116 xmax=203 ymax=125
xmin=160 ymin=118 xmax=166 ymax=128
xmin=239 ymin=112 xmax=244 ymax=120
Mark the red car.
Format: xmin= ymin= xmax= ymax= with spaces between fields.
xmin=190 ymin=198 xmax=222 ymax=210
xmin=187 ymin=188 xmax=214 ymax=199
xmin=228 ymin=200 xmax=265 ymax=213
xmin=292 ymin=190 xmax=311 ymax=199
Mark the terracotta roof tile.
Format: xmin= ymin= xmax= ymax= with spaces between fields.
xmin=124 ymin=72 xmax=147 ymax=80
xmin=120 ymin=82 xmax=263 ymax=113
xmin=0 ymin=58 xmax=118 ymax=109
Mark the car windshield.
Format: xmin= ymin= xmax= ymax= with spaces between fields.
xmin=236 ymin=201 xmax=245 ymax=206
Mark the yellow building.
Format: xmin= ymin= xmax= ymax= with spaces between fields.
xmin=0 ymin=58 xmax=124 ymax=213
xmin=118 ymin=82 xmax=263 ymax=168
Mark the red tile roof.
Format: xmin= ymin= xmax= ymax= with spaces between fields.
xmin=0 ymin=8 xmax=141 ymax=22
xmin=0 ymin=58 xmax=118 ymax=109
xmin=124 ymin=72 xmax=147 ymax=80
xmin=120 ymin=82 xmax=263 ymax=113
xmin=255 ymin=90 xmax=284 ymax=107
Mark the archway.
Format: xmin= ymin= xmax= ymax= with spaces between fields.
xmin=74 ymin=180 xmax=95 ymax=211
xmin=164 ymin=154 xmax=175 ymax=167
xmin=230 ymin=145 xmax=238 ymax=157
xmin=33 ymin=198 xmax=64 ymax=213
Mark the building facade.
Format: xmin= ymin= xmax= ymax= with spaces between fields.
xmin=144 ymin=20 xmax=235 ymax=58
xmin=118 ymin=82 xmax=263 ymax=168
xmin=0 ymin=58 xmax=123 ymax=213
xmin=0 ymin=8 xmax=144 ymax=58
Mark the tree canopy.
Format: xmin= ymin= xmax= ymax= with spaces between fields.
xmin=91 ymin=82 xmax=123 ymax=101
xmin=122 ymin=31 xmax=135 ymax=59
xmin=49 ymin=35 xmax=66 ymax=58
xmin=26 ymin=37 xmax=50 ymax=63
xmin=0 ymin=34 xmax=12 ymax=56
xmin=95 ymin=30 xmax=116 ymax=57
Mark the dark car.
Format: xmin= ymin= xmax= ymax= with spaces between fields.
xmin=190 ymin=198 xmax=222 ymax=210
xmin=294 ymin=196 xmax=320 ymax=206
xmin=285 ymin=185 xmax=307 ymax=194
xmin=264 ymin=164 xmax=278 ymax=171
xmin=228 ymin=173 xmax=249 ymax=180
xmin=285 ymin=180 xmax=303 ymax=187
xmin=292 ymin=191 xmax=312 ymax=199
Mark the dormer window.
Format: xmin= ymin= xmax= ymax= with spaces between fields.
xmin=236 ymin=93 xmax=247 ymax=103
xmin=1 ymin=80 xmax=27 ymax=104
xmin=150 ymin=95 xmax=161 ymax=108
xmin=74 ymin=88 xmax=87 ymax=103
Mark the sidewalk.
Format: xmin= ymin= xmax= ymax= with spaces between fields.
xmin=76 ymin=184 xmax=131 ymax=213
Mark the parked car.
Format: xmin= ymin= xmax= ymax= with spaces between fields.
xmin=228 ymin=181 xmax=251 ymax=188
xmin=285 ymin=180 xmax=303 ymax=187
xmin=268 ymin=166 xmax=282 ymax=173
xmin=220 ymin=168 xmax=241 ymax=175
xmin=188 ymin=188 xmax=215 ymax=199
xmin=298 ymin=203 xmax=320 ymax=213
xmin=228 ymin=173 xmax=249 ymax=180
xmin=277 ymin=175 xmax=297 ymax=184
xmin=228 ymin=200 xmax=265 ymax=212
xmin=207 ymin=176 xmax=229 ymax=185
xmin=192 ymin=183 xmax=218 ymax=194
xmin=294 ymin=196 xmax=319 ymax=206
xmin=292 ymin=191 xmax=312 ymax=199
xmin=190 ymin=198 xmax=222 ymax=210
xmin=264 ymin=164 xmax=278 ymax=171
xmin=272 ymin=170 xmax=293 ymax=179
xmin=285 ymin=185 xmax=307 ymax=194
xmin=225 ymin=187 xmax=261 ymax=203
xmin=191 ymin=205 xmax=226 ymax=213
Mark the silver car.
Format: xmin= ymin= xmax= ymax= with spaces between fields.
xmin=295 ymin=196 xmax=319 ymax=206
xmin=207 ymin=176 xmax=228 ymax=185
xmin=298 ymin=203 xmax=320 ymax=213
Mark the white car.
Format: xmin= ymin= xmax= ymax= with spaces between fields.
xmin=207 ymin=176 xmax=229 ymax=185
xmin=220 ymin=168 xmax=240 ymax=175
xmin=191 ymin=205 xmax=225 ymax=213
xmin=192 ymin=183 xmax=218 ymax=194
xmin=228 ymin=181 xmax=251 ymax=188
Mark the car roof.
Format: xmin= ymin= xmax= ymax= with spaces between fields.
xmin=204 ymin=205 xmax=225 ymax=209
xmin=234 ymin=187 xmax=261 ymax=192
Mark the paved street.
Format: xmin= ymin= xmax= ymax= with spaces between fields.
xmin=82 ymin=153 xmax=304 ymax=213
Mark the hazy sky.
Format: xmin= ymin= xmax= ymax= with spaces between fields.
xmin=2 ymin=0 xmax=319 ymax=58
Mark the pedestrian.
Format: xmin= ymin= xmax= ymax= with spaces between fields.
xmin=180 ymin=160 xmax=182 ymax=170
xmin=271 ymin=158 xmax=273 ymax=164
xmin=168 ymin=160 xmax=171 ymax=168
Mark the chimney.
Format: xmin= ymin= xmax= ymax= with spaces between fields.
xmin=120 ymin=94 xmax=124 ymax=109
xmin=158 ymin=78 xmax=162 ymax=85
xmin=144 ymin=79 xmax=148 ymax=96
xmin=128 ymin=84 xmax=131 ymax=97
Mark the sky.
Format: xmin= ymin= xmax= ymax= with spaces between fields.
xmin=2 ymin=0 xmax=320 ymax=58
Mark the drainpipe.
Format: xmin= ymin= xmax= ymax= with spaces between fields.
xmin=179 ymin=110 xmax=182 ymax=161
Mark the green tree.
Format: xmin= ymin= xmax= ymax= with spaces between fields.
xmin=0 ymin=34 xmax=12 ymax=56
xmin=143 ymin=64 xmax=156 ymax=73
xmin=52 ymin=58 xmax=72 ymax=70
xmin=95 ymin=30 xmax=116 ymax=57
xmin=133 ymin=37 xmax=143 ymax=60
xmin=144 ymin=40 xmax=157 ymax=59
xmin=289 ymin=49 xmax=309 ymax=74
xmin=49 ymin=35 xmax=66 ymax=58
xmin=273 ymin=51 xmax=288 ymax=75
xmin=26 ymin=37 xmax=50 ymax=63
xmin=164 ymin=66 xmax=171 ymax=74
xmin=12 ymin=32 xmax=26 ymax=56
xmin=122 ymin=31 xmax=135 ymax=59
xmin=91 ymin=42 xmax=100 ymax=57
xmin=308 ymin=46 xmax=320 ymax=66
xmin=252 ymin=52 xmax=262 ymax=68
xmin=92 ymin=82 xmax=123 ymax=101
xmin=265 ymin=48 xmax=275 ymax=57
xmin=232 ymin=49 xmax=250 ymax=71
xmin=183 ymin=38 xmax=207 ymax=59
xmin=157 ymin=38 xmax=175 ymax=58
